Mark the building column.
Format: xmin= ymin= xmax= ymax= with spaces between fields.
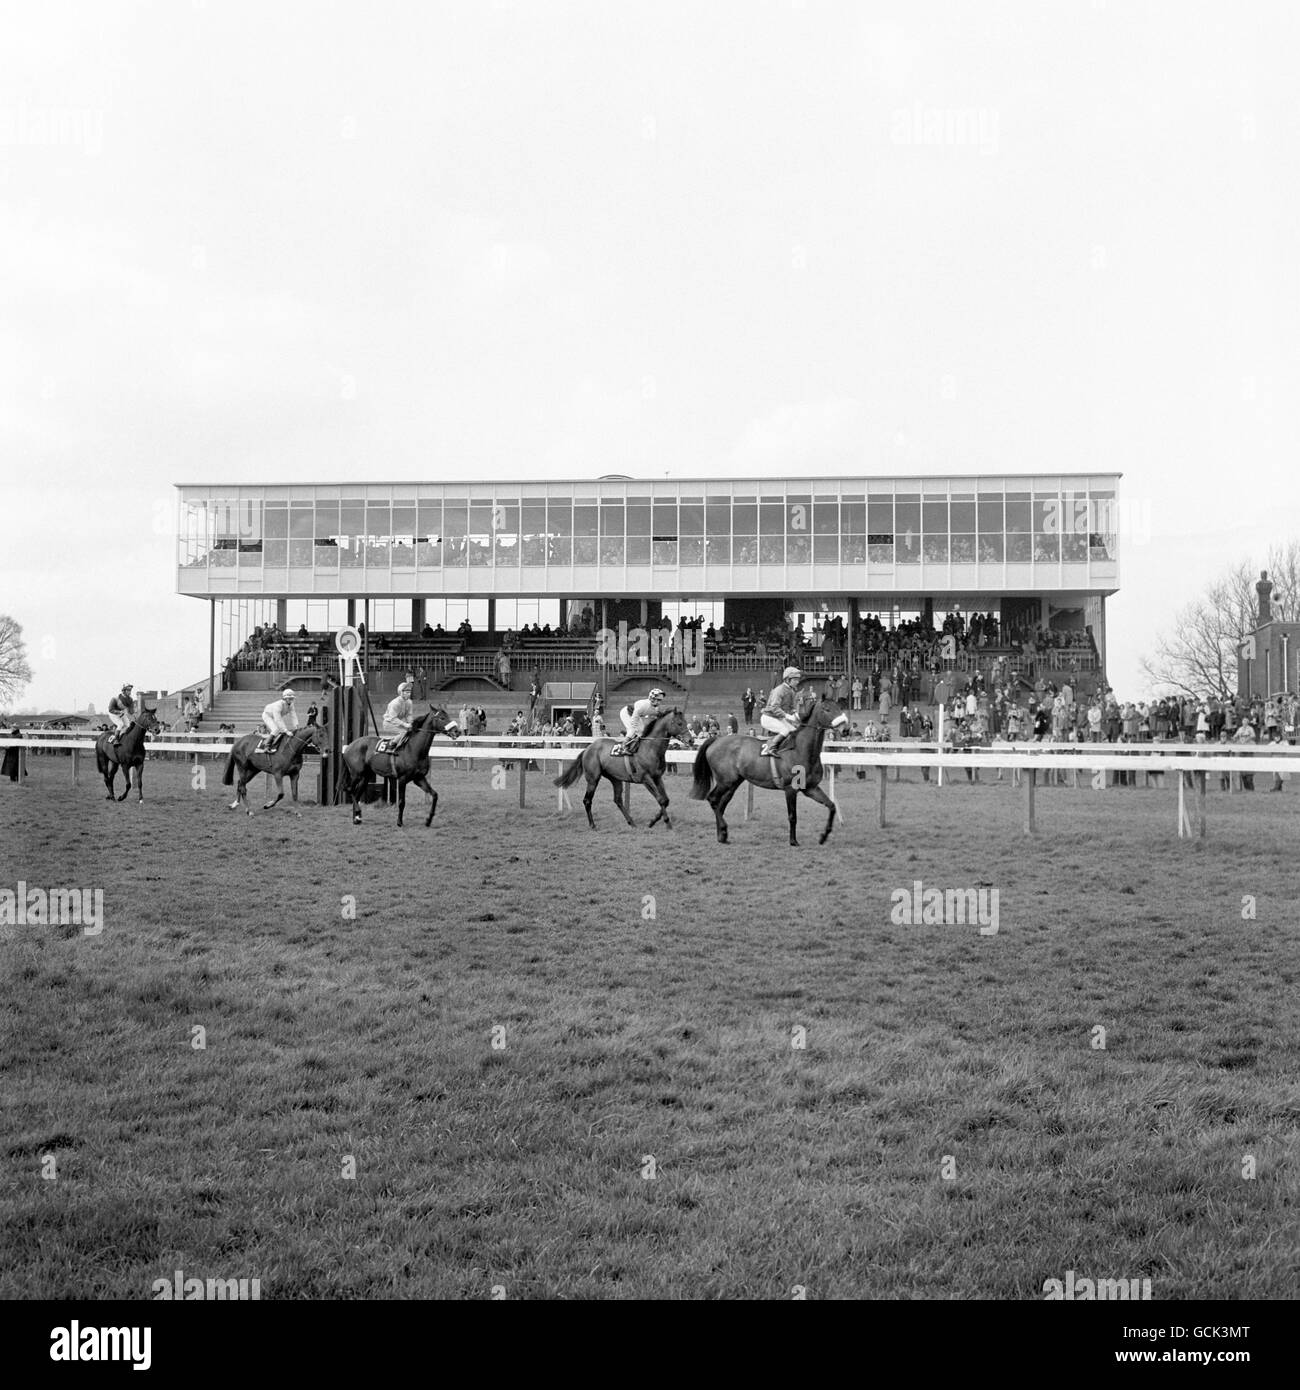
xmin=487 ymin=598 xmax=496 ymax=636
xmin=209 ymin=599 xmax=216 ymax=709
xmin=847 ymin=597 xmax=858 ymax=683
xmin=276 ymin=599 xmax=287 ymax=631
xmin=411 ymin=599 xmax=425 ymax=633
xmin=346 ymin=599 xmax=356 ymax=628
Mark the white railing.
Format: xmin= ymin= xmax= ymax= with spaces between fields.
xmin=3 ymin=737 xmax=1295 ymax=840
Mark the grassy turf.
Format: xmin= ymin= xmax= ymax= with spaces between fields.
xmin=1 ymin=756 xmax=1297 ymax=1298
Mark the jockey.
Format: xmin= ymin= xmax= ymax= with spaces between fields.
xmin=382 ymin=681 xmax=415 ymax=748
xmin=261 ymin=688 xmax=298 ymax=751
xmin=760 ymin=666 xmax=804 ymax=756
xmin=107 ymin=683 xmax=135 ymax=744
xmin=617 ymin=687 xmax=665 ymax=755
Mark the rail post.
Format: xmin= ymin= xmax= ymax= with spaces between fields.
xmin=878 ymin=764 xmax=887 ymax=828
xmin=1023 ymin=766 xmax=1036 ymax=835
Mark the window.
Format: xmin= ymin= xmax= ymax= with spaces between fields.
xmin=263 ymin=503 xmax=288 ymax=568
xmin=392 ymin=502 xmax=416 ymax=569
xmin=895 ymin=496 xmax=920 ymax=564
xmin=367 ymin=503 xmax=391 ymax=569
xmin=314 ymin=502 xmax=339 ymax=570
xmin=340 ymin=500 xmax=365 ymax=568
xmin=1005 ymin=493 xmax=1031 ymax=562
xmin=1033 ymin=494 xmax=1060 ymax=562
xmin=418 ymin=501 xmax=442 ymax=568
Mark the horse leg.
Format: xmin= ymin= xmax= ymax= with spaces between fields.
xmin=135 ymin=761 xmax=145 ymax=803
xmin=118 ymin=760 xmax=132 ymax=801
xmin=351 ymin=767 xmax=364 ymax=824
xmin=712 ymin=780 xmax=744 ymax=842
xmin=785 ymin=788 xmax=799 ymax=846
xmin=644 ymin=774 xmax=671 ymax=828
xmin=229 ymin=759 xmax=244 ymax=810
xmin=103 ymin=756 xmax=116 ymax=800
xmin=413 ymin=774 xmax=437 ymax=826
xmin=707 ymin=777 xmax=737 ymax=843
xmin=396 ymin=777 xmax=406 ymax=828
xmin=289 ymin=769 xmax=299 ymax=802
xmin=802 ymin=783 xmax=837 ymax=844
xmin=263 ymin=772 xmax=284 ymax=810
xmin=611 ymin=773 xmax=635 ymax=826
xmin=238 ymin=770 xmax=256 ymax=814
xmin=582 ymin=772 xmax=598 ymax=829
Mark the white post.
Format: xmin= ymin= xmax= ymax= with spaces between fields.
xmin=936 ymin=703 xmax=944 ymax=787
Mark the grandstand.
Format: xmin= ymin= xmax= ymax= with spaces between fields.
xmin=176 ymin=472 xmax=1121 ymax=729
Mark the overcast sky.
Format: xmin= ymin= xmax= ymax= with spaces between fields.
xmin=3 ymin=0 xmax=1298 ymax=711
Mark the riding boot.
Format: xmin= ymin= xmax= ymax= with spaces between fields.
xmin=621 ymin=736 xmax=640 ymax=756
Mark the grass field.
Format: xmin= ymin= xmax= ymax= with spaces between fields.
xmin=2 ymin=753 xmax=1298 ymax=1299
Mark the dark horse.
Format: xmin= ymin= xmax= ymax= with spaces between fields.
xmin=690 ymin=695 xmax=849 ymax=845
xmin=554 ymin=707 xmax=690 ymax=829
xmin=95 ymin=705 xmax=163 ymax=802
xmin=222 ymin=723 xmax=324 ymax=813
xmin=340 ymin=708 xmax=460 ymax=827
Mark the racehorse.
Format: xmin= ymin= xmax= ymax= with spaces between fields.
xmin=95 ymin=705 xmax=163 ymax=802
xmin=222 ymin=723 xmax=324 ymax=814
xmin=554 ymin=707 xmax=690 ymax=829
xmin=339 ymin=708 xmax=460 ymax=827
xmin=690 ymin=695 xmax=849 ymax=845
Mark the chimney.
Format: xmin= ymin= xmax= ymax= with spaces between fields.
xmin=1257 ymin=570 xmax=1273 ymax=624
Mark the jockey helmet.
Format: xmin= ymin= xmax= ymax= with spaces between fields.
xmin=398 ymin=681 xmax=413 ymax=695
xmin=649 ymin=688 xmax=665 ymax=702
xmin=783 ymin=666 xmax=803 ymax=683
xmin=282 ymin=688 xmax=296 ymax=700
xmin=122 ymin=682 xmax=133 ymax=691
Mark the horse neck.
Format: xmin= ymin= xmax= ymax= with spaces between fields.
xmin=407 ymin=718 xmax=439 ymax=754
xmin=794 ymin=716 xmax=827 ymax=760
xmin=640 ymin=714 xmax=671 ymax=746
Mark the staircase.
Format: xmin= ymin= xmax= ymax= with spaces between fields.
xmin=204 ymin=690 xmax=280 ymax=733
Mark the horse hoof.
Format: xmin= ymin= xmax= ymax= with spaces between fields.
xmin=353 ymin=816 xmax=362 ymax=825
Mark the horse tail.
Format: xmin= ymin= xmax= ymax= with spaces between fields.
xmin=689 ymin=737 xmax=717 ymax=799
xmin=553 ymin=747 xmax=586 ymax=788
xmin=221 ymin=746 xmax=237 ymax=785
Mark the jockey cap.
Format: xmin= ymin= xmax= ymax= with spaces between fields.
xmin=282 ymin=688 xmax=296 ymax=700
xmin=649 ymin=688 xmax=665 ymax=701
xmin=122 ymin=682 xmax=133 ymax=691
xmin=783 ymin=666 xmax=803 ymax=682
xmin=398 ymin=681 xmax=413 ymax=694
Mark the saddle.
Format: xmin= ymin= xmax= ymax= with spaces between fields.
xmin=374 ymin=737 xmax=400 ymax=755
xmin=255 ymin=733 xmax=283 ymax=756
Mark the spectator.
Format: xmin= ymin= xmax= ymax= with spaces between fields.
xmin=1234 ymin=719 xmax=1257 ymax=789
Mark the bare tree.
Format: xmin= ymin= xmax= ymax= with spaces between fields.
xmin=1263 ymin=541 xmax=1300 ymax=622
xmin=0 ymin=614 xmax=33 ymax=705
xmin=1141 ymin=561 xmax=1259 ymax=698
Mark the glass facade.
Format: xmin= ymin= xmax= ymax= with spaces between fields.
xmin=177 ymin=475 xmax=1121 ymax=596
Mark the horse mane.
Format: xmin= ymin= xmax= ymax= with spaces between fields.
xmin=642 ymin=707 xmax=680 ymax=737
